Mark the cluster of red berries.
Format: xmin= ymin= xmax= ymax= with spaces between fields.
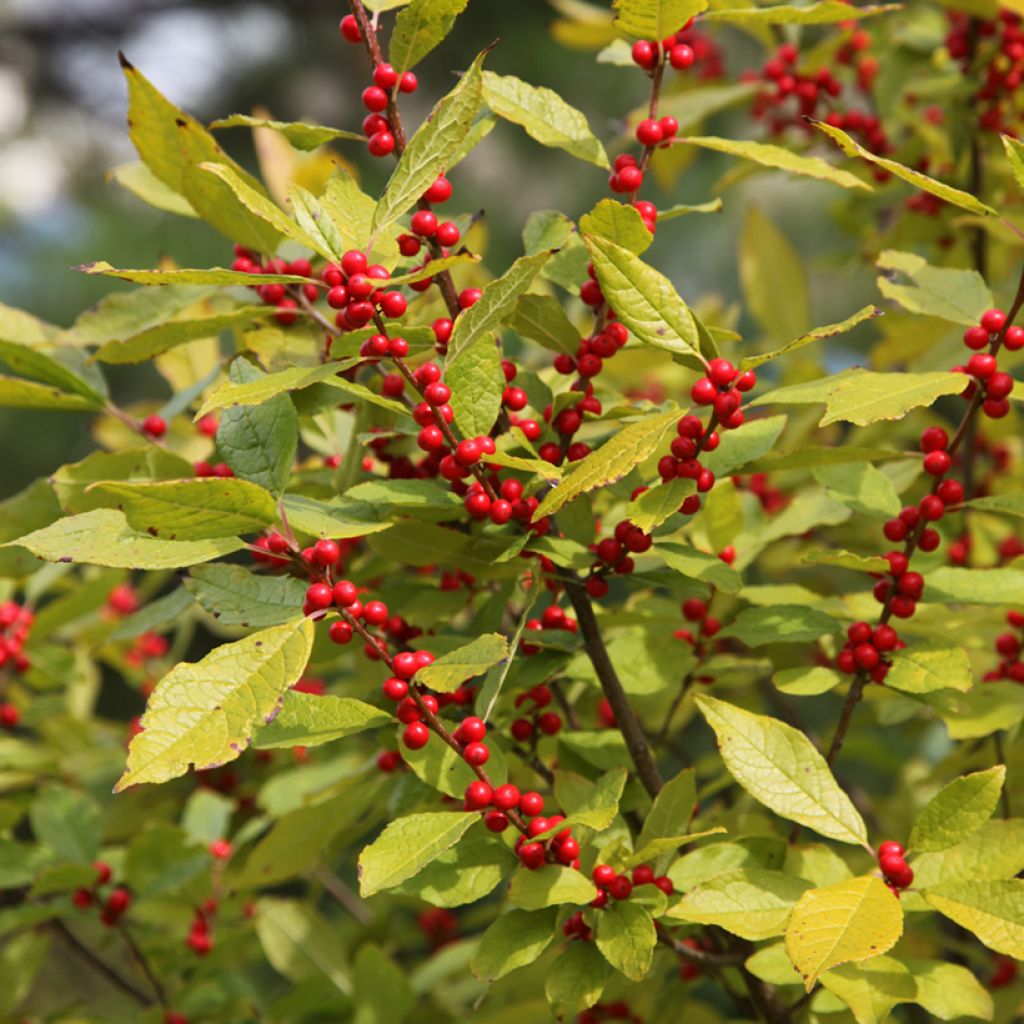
xmin=577 ymin=1002 xmax=643 ymax=1024
xmin=0 ymin=599 xmax=33 ymax=728
xmin=591 ymin=862 xmax=673 ymax=908
xmin=629 ymin=21 xmax=700 ymax=76
xmin=835 ymin=620 xmax=903 ymax=683
xmin=747 ymin=42 xmax=843 ymax=133
xmin=877 ymin=840 xmax=913 ymax=894
xmin=418 ymin=907 xmax=458 ymax=948
xmin=321 ymin=248 xmax=408 ymax=330
xmin=946 ymin=9 xmax=1024 ymax=135
xmin=512 ymin=802 xmax=582 ymax=869
xmin=230 ymin=245 xmax=318 ymax=325
xmin=957 ymin=308 xmax=1021 ymax=420
xmin=674 ymin=597 xmax=722 ymax=651
xmin=185 ymin=898 xmax=219 ymax=956
xmin=982 ymin=611 xmax=1024 ymax=683
xmin=123 ymin=631 xmax=170 ymax=671
xmin=72 ymin=862 xmax=132 ymax=925
xmin=507 ymin=681 xmax=563 ymax=741
xmin=468 ymin=784 xmax=546 ymax=839
xmin=732 ymin=471 xmax=788 ymax=514
xmin=582 ymin=515 xmax=652 ymax=598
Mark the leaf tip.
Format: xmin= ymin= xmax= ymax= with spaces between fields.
xmin=117 ymin=50 xmax=134 ymax=71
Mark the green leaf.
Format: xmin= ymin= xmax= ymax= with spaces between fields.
xmin=583 ymin=234 xmax=703 ymax=362
xmin=373 ymin=51 xmax=485 ymax=233
xmin=785 ymin=876 xmax=903 ymax=990
xmin=774 ymin=666 xmax=842 ymax=696
xmin=108 ymin=160 xmax=199 ymax=217
xmin=717 ymin=605 xmax=840 ymax=647
xmin=802 ymin=549 xmax=889 ymax=573
xmin=95 ymin=306 xmax=274 ymax=364
xmin=534 ymin=407 xmax=681 ymax=519
xmin=681 ymin=135 xmax=870 ymax=190
xmin=752 ymin=368 xmax=967 ymax=427
xmin=701 ymin=414 xmax=788 ymax=477
xmin=909 ymin=767 xmax=1005 ymax=853
xmin=415 ymin=633 xmax=509 ymax=693
xmin=705 ymin=1 xmax=898 ymax=22
xmin=911 ymin=820 xmax=1024 ymax=888
xmin=397 ymin=828 xmax=516 ymax=907
xmin=658 ymin=198 xmax=724 ymax=219
xmin=255 ymin=692 xmax=392 ymax=749
xmin=635 ymin=767 xmax=696 ymax=858
xmin=77 ymin=261 xmax=308 ymax=286
xmin=966 ymin=493 xmax=1024 ymax=518
xmin=739 ymin=207 xmax=809 ymax=342
xmin=924 ymin=879 xmax=1024 ymax=959
xmin=744 ymin=446 xmax=907 ymax=474
xmin=448 ymin=250 xmax=554 ymax=363
xmin=29 ymin=786 xmax=100 ymax=864
xmin=482 ymin=71 xmax=609 ymax=168
xmin=657 ymin=542 xmax=742 ymax=594
xmin=8 ymin=508 xmax=244 ymax=569
xmin=196 ymin=361 xmax=361 ymax=416
xmin=115 ymin=618 xmax=314 ymax=791
xmin=595 ymin=899 xmax=656 ymax=981
xmin=470 ymin=907 xmax=558 ymax=981
xmin=185 ymin=564 xmax=309 ymax=628
xmin=507 ymin=293 xmax=580 ymax=356
xmin=694 ymin=694 xmax=868 ymax=845
xmin=613 ymin=0 xmax=708 ymax=38
xmin=216 ymin=359 xmax=298 ymax=495
xmin=367 ymin=520 xmax=521 ymax=576
xmin=1003 ymin=133 xmax=1024 ymax=194
xmin=815 ymin=120 xmax=998 ymax=216
xmin=358 ymin=812 xmax=477 ymax=897
xmin=545 ymin=941 xmax=611 ymax=1020
xmin=447 ymin=336 xmax=503 ymax=437
xmin=121 ymin=54 xmax=282 ymax=252
xmin=87 ymin=477 xmax=276 ymax=540
xmin=542 ymin=767 xmax=628 ymax=836
xmin=667 ymin=868 xmax=812 ymax=940
xmin=255 ymin=898 xmax=351 ymax=995
xmin=389 ymin=0 xmax=469 ymax=72
xmin=740 ymin=306 xmax=883 ymax=370
xmin=0 ymin=931 xmax=51 ymax=1017
xmin=924 ymin=567 xmax=1024 ymax=605
xmin=0 ymin=340 xmax=105 ymax=405
xmin=819 ymin=958 xmax=916 ymax=1024
xmin=508 ymin=865 xmax=598 ymax=910
xmin=624 ymin=477 xmax=696 ymax=533
xmin=902 ymin=958 xmax=994 ymax=1022
xmin=875 ymin=250 xmax=993 ymax=326
xmin=0 ymin=376 xmax=101 ymax=411
xmin=886 ymin=645 xmax=972 ymax=695
xmin=814 ymin=462 xmax=901 ymax=520
xmin=579 ymin=198 xmax=652 ymax=253
xmin=208 ymin=114 xmax=363 ymax=149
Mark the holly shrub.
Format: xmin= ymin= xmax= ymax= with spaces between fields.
xmin=2 ymin=0 xmax=1024 ymax=1021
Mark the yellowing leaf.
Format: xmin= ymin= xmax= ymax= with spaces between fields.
xmin=208 ymin=114 xmax=363 ymax=150
xmin=583 ymin=234 xmax=704 ymax=362
xmin=115 ymin=618 xmax=314 ymax=791
xmin=8 ymin=508 xmax=244 ymax=569
xmin=819 ymin=958 xmax=916 ymax=1024
xmin=77 ymin=262 xmax=309 ymax=287
xmin=389 ymin=0 xmax=469 ymax=72
xmin=739 ymin=207 xmax=809 ymax=343
xmin=681 ymin=135 xmax=870 ymax=190
xmin=579 ymin=199 xmax=653 ymax=253
xmin=415 ymin=633 xmax=509 ymax=693
xmin=358 ymin=812 xmax=476 ymax=897
xmin=508 ymin=865 xmax=598 ymax=910
xmin=924 ymin=879 xmax=1024 ymax=959
xmin=483 ymin=71 xmax=609 ymax=168
xmin=705 ymin=1 xmax=899 ymax=22
xmin=694 ymin=695 xmax=868 ymax=845
xmin=815 ymin=121 xmax=997 ymax=216
xmin=909 ymin=767 xmax=1005 ymax=853
xmin=613 ymin=0 xmax=708 ymax=38
xmin=875 ymin=250 xmax=992 ymax=326
xmin=533 ymin=407 xmax=680 ymax=519
xmin=785 ymin=876 xmax=903 ymax=990
xmin=886 ymin=645 xmax=972 ymax=695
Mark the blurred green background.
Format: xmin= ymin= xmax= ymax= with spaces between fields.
xmin=0 ymin=0 xmax=877 ymax=499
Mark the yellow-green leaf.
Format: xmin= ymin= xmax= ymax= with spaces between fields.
xmin=886 ymin=645 xmax=972 ymax=695
xmin=254 ymin=692 xmax=392 ymax=749
xmin=815 ymin=120 xmax=997 ymax=216
xmin=875 ymin=250 xmax=992 ymax=326
xmin=415 ymin=633 xmax=509 ymax=693
xmin=902 ymin=958 xmax=994 ymax=1022
xmin=107 ymin=161 xmax=199 ymax=217
xmin=208 ymin=114 xmax=363 ymax=150
xmin=909 ymin=767 xmax=1005 ymax=853
xmin=705 ymin=2 xmax=899 ymax=22
xmin=471 ymin=908 xmax=559 ymax=981
xmin=818 ymin=958 xmax=916 ymax=1024
xmin=115 ymin=618 xmax=314 ymax=791
xmin=87 ymin=478 xmax=277 ymax=540
xmin=373 ymin=51 xmax=485 ymax=233
xmin=533 ymin=407 xmax=680 ymax=519
xmin=740 ymin=306 xmax=883 ymax=371
xmin=389 ymin=0 xmax=469 ymax=72
xmin=923 ymin=879 xmax=1024 ymax=959
xmin=506 ymin=294 xmax=580 ymax=356
xmin=508 ymin=865 xmax=598 ymax=910
xmin=358 ymin=812 xmax=476 ymax=897
xmin=785 ymin=876 xmax=903 ymax=990
xmin=483 ymin=71 xmax=609 ymax=168
xmin=625 ymin=477 xmax=696 ymax=533
xmin=579 ymin=199 xmax=652 ymax=253
xmin=583 ymin=234 xmax=703 ymax=362
xmin=0 ymin=377 xmax=101 ymax=411
xmin=694 ymin=694 xmax=868 ymax=845
xmin=8 ymin=508 xmax=244 ymax=569
xmin=739 ymin=207 xmax=809 ymax=343
xmin=595 ymin=899 xmax=656 ymax=981
xmin=77 ymin=262 xmax=309 ymax=287
xmin=681 ymin=135 xmax=870 ymax=190
xmin=613 ymin=0 xmax=708 ymax=38
xmin=446 ymin=335 xmax=504 ymax=437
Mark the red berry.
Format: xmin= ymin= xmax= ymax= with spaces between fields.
xmin=519 ymin=842 xmax=546 ymax=870
xmin=402 ymin=721 xmax=429 ymax=750
xmin=339 ymin=14 xmax=361 ymax=42
xmin=670 ymin=43 xmax=695 ymax=69
xmin=374 ymin=63 xmax=399 ymax=90
xmin=636 ymin=118 xmax=664 ymax=146
xmin=980 ymin=308 xmax=1007 ymax=333
xmin=484 ymin=811 xmax=509 ymax=832
xmin=368 ymin=131 xmax=395 ymax=157
xmin=436 ymin=221 xmax=460 ymax=247
xmin=328 ymin=620 xmax=353 ymax=645
xmin=691 ymin=378 xmax=717 ymax=405
xmin=519 ymin=791 xmax=544 ymax=816
xmin=463 ymin=742 xmax=489 ymax=765
xmin=608 ymin=875 xmax=632 ymax=899
xmin=465 ymin=781 xmax=493 ymax=809
xmin=305 ymin=584 xmax=333 ymax=610
xmin=399 ymin=72 xmax=418 ymax=93
xmin=424 ymin=177 xmax=452 ymax=203
xmin=923 ymin=450 xmax=952 ymax=476
xmin=362 ymin=86 xmax=389 ymax=112
xmin=142 ymin=414 xmax=166 ymax=438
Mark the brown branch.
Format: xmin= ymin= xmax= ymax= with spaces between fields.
xmin=51 ymin=919 xmax=153 ymax=1008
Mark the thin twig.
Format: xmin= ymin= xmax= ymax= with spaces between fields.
xmin=51 ymin=919 xmax=152 ymax=1007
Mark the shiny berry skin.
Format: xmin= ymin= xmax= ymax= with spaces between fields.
xmin=519 ymin=791 xmax=544 ymax=816
xmin=305 ymin=584 xmax=333 ymax=610
xmin=593 ymin=864 xmax=616 ymax=887
xmin=333 ymin=580 xmax=359 ymax=607
xmin=424 ymin=176 xmax=452 ymax=203
xmin=708 ymin=358 xmax=737 ymax=386
xmin=631 ymin=39 xmax=656 ymax=67
xmin=312 ymin=539 xmax=340 ymax=566
xmin=435 ymin=221 xmax=460 ymax=247
xmin=489 ymin=499 xmax=513 ymax=525
xmin=877 ymin=840 xmax=904 ymax=858
xmin=923 ymin=450 xmax=952 ymax=476
xmin=986 ymin=372 xmax=1014 ymax=400
xmin=1005 ymin=325 xmax=1024 ymax=350
xmin=465 ymin=781 xmax=492 ymax=809
xmin=382 ymin=677 xmax=408 ymax=701
xmin=919 ymin=495 xmax=945 ymax=521
xmin=967 ymin=353 xmax=997 ymax=378
xmin=459 ymin=716 xmax=487 ymax=743
xmin=373 ymin=62 xmax=399 ymax=90
xmin=341 ymin=250 xmax=367 ymax=276
xmin=519 ymin=842 xmax=546 ymax=870
xmin=410 ymin=210 xmax=437 ymax=237
xmin=735 ymin=370 xmax=757 ymax=391
xmin=402 ymin=721 xmax=429 ymax=750
xmin=633 ymin=865 xmax=655 ymax=886
xmin=636 ymin=118 xmax=664 ymax=146
xmin=362 ymin=86 xmax=389 ymax=113
xmin=368 ymin=131 xmax=395 ymax=157
xmin=853 ymin=643 xmax=880 ymax=670
xmin=493 ymin=784 xmax=520 ymax=811
xmin=424 ymin=382 xmax=451 ymax=405
xmin=980 ymin=308 xmax=1007 ymax=333
xmin=670 ymin=43 xmax=695 ymax=69
xmin=963 ymin=325 xmax=989 ymax=349
xmin=339 ymin=14 xmax=361 ymax=42
xmin=142 ymin=415 xmax=166 ymax=438
xmin=463 ymin=742 xmax=489 ymax=766
xmin=399 ymin=71 xmax=418 ymax=93
xmin=691 ymin=378 xmax=717 ymax=405
xmin=557 ymin=837 xmax=579 ymax=864
xmin=459 ymin=288 xmax=483 ymax=309
xmin=484 ymin=810 xmax=509 ymax=832
xmin=659 ymin=115 xmax=679 ymax=137
xmin=919 ymin=426 xmax=948 ymax=451
xmin=608 ymin=875 xmax=632 ymax=900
